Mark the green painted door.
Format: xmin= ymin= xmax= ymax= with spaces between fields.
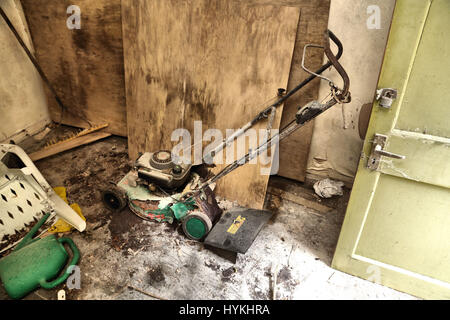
xmin=332 ymin=0 xmax=450 ymax=300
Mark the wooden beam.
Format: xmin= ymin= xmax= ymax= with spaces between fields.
xmin=29 ymin=131 xmax=111 ymax=161
xmin=267 ymin=185 xmax=333 ymax=213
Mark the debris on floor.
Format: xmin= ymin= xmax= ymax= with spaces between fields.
xmin=313 ymin=178 xmax=345 ymax=198
xmin=0 ymin=130 xmax=414 ymax=300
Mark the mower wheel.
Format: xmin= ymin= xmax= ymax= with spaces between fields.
xmin=101 ymin=187 xmax=127 ymax=212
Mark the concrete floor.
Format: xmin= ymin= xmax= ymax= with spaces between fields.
xmin=1 ymin=128 xmax=416 ymax=300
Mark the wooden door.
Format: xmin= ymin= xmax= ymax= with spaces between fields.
xmin=332 ymin=0 xmax=450 ymax=300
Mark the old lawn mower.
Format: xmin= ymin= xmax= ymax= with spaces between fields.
xmin=101 ymin=30 xmax=351 ymax=252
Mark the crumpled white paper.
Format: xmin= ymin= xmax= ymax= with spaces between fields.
xmin=313 ymin=178 xmax=345 ymax=198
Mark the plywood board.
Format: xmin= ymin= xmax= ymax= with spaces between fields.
xmin=122 ymin=0 xmax=299 ymax=208
xmin=277 ymin=0 xmax=331 ymax=182
xmin=21 ymin=0 xmax=127 ymax=136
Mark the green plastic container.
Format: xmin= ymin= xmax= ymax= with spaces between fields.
xmin=0 ymin=214 xmax=80 ymax=299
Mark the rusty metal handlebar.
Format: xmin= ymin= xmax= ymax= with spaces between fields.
xmin=324 ymin=30 xmax=350 ymax=102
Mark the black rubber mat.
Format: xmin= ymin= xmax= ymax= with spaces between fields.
xmin=204 ymin=208 xmax=273 ymax=254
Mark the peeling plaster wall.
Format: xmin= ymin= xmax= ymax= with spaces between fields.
xmin=307 ymin=0 xmax=396 ymax=184
xmin=0 ymin=0 xmax=50 ymax=143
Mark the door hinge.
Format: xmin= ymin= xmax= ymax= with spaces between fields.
xmin=367 ymin=134 xmax=406 ymax=170
xmin=376 ymin=88 xmax=397 ymax=109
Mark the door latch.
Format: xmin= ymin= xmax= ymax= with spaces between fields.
xmin=376 ymin=88 xmax=397 ymax=109
xmin=367 ymin=134 xmax=406 ymax=170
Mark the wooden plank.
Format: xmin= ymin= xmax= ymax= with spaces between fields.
xmin=21 ymin=0 xmax=127 ymax=136
xmin=122 ymin=0 xmax=299 ymax=209
xmin=268 ymin=175 xmax=343 ymax=211
xmin=267 ymin=185 xmax=332 ymax=213
xmin=269 ymin=176 xmax=318 ymax=200
xmin=277 ymin=0 xmax=331 ymax=181
xmin=29 ymin=131 xmax=111 ymax=161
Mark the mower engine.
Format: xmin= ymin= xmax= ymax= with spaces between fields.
xmin=101 ymin=150 xmax=222 ymax=241
xmin=134 ymin=150 xmax=192 ymax=190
